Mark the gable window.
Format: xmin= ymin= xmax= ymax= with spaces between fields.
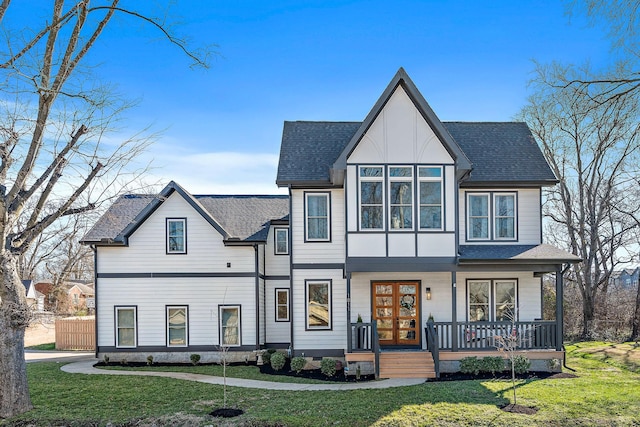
xmin=494 ymin=194 xmax=516 ymax=239
xmin=115 ymin=306 xmax=137 ymax=348
xmin=275 ymin=288 xmax=290 ymax=322
xmin=306 ymin=280 xmax=331 ymax=330
xmin=467 ymin=279 xmax=517 ymax=322
xmin=167 ymin=306 xmax=188 ymax=347
xmin=467 ymin=192 xmax=517 ymax=241
xmin=305 ymin=193 xmax=330 ymax=241
xmin=389 ymin=167 xmax=413 ymax=230
xmin=359 ymin=166 xmax=384 ymax=229
xmin=166 ymin=218 xmax=186 ymax=254
xmin=419 ymin=167 xmax=443 ymax=229
xmin=274 ymin=228 xmax=289 ymax=255
xmin=219 ymin=305 xmax=241 ymax=346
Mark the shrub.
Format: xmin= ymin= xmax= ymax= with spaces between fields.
xmin=320 ymin=358 xmax=337 ymax=377
xmin=481 ymin=356 xmax=505 ymax=375
xmin=459 ymin=356 xmax=481 ymax=375
xmin=103 ymin=355 xmax=109 ymax=365
xmin=508 ymin=355 xmax=531 ymax=374
xmin=290 ymin=356 xmax=306 ymax=373
xmin=270 ymin=352 xmax=286 ymax=371
xmin=146 ymin=355 xmax=154 ymax=366
xmin=190 ymin=354 xmax=201 ymax=366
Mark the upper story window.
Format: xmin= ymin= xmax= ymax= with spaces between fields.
xmin=274 ymin=228 xmax=289 ymax=255
xmin=418 ymin=167 xmax=443 ymax=230
xmin=359 ymin=167 xmax=384 ymax=230
xmin=166 ymin=218 xmax=186 ymax=254
xmin=467 ymin=192 xmax=517 ymax=241
xmin=305 ymin=193 xmax=330 ymax=241
xmin=389 ymin=167 xmax=413 ymax=230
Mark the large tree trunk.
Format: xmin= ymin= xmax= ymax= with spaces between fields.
xmin=0 ymin=251 xmax=33 ymax=418
xmin=631 ymin=276 xmax=640 ymax=341
xmin=582 ymin=291 xmax=596 ymax=339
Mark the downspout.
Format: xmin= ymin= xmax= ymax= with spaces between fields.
xmin=92 ymin=245 xmax=98 ymax=358
xmin=254 ymin=243 xmax=260 ymax=350
xmin=288 ymin=185 xmax=294 ymax=354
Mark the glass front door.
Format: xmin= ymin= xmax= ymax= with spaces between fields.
xmin=372 ymin=281 xmax=420 ymax=346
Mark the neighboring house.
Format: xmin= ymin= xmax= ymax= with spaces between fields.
xmin=611 ymin=268 xmax=639 ymax=289
xmin=83 ymin=68 xmax=580 ymax=376
xmin=67 ymin=282 xmax=95 ymax=312
xmin=22 ymin=280 xmax=45 ymax=312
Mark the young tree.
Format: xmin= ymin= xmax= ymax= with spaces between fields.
xmin=0 ymin=1 xmax=208 ymax=418
xmin=520 ymin=63 xmax=640 ymax=338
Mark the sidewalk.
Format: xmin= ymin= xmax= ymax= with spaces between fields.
xmin=61 ymin=359 xmax=426 ymax=391
xmin=25 ymin=350 xmax=95 ymax=363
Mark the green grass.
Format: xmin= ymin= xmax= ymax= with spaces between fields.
xmin=100 ymin=363 xmax=331 ymax=384
xmin=25 ymin=342 xmax=56 ymax=351
xmin=4 ymin=342 xmax=640 ymax=426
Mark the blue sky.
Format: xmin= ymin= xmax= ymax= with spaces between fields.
xmin=7 ymin=1 xmax=614 ymax=194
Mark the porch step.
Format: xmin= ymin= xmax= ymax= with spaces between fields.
xmin=379 ymin=351 xmax=436 ymax=379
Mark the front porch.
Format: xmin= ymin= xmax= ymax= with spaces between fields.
xmin=346 ymin=320 xmax=563 ymax=378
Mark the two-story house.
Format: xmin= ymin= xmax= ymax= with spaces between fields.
xmin=83 ymin=68 xmax=579 ymax=377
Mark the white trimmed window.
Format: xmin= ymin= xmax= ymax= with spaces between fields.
xmin=305 ymin=193 xmax=330 ymax=241
xmin=219 ymin=305 xmax=241 ymax=346
xmin=418 ymin=166 xmax=443 ymax=230
xmin=494 ymin=194 xmax=516 ymax=239
xmin=468 ymin=194 xmax=489 ymax=240
xmin=274 ymin=228 xmax=289 ymax=255
xmin=389 ymin=167 xmax=413 ymax=230
xmin=467 ymin=280 xmax=517 ymax=322
xmin=359 ymin=166 xmax=384 ymax=230
xmin=467 ymin=193 xmax=517 ymax=241
xmin=167 ymin=306 xmax=188 ymax=347
xmin=306 ymin=280 xmax=331 ymax=330
xmin=275 ymin=288 xmax=290 ymax=322
xmin=166 ymin=218 xmax=186 ymax=253
xmin=115 ymin=306 xmax=137 ymax=348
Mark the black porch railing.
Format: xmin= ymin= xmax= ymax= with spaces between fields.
xmin=348 ymin=322 xmax=380 ymax=378
xmin=433 ymin=320 xmax=557 ymax=351
xmin=425 ymin=322 xmax=440 ymax=378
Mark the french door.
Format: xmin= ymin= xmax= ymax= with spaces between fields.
xmin=372 ymin=281 xmax=420 ymax=346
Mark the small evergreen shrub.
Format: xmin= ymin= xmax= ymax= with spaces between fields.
xmin=290 ymin=356 xmax=306 ymax=373
xmin=146 ymin=355 xmax=154 ymax=366
xmin=320 ymin=358 xmax=337 ymax=377
xmin=459 ymin=356 xmax=481 ymax=375
xmin=481 ymin=356 xmax=505 ymax=375
xmin=190 ymin=354 xmax=201 ymax=365
xmin=103 ymin=355 xmax=109 ymax=365
xmin=262 ymin=348 xmax=277 ymax=366
xmin=270 ymin=352 xmax=286 ymax=371
xmin=508 ymin=355 xmax=531 ymax=374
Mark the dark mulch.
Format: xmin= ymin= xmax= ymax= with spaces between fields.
xmin=500 ymin=403 xmax=539 ymax=414
xmin=434 ymin=370 xmax=578 ymax=381
xmin=94 ymin=361 xmax=255 ymax=368
xmin=210 ymin=408 xmax=244 ymax=418
xmin=258 ymin=361 xmax=375 ymax=382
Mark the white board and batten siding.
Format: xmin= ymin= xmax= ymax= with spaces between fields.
xmin=98 ymin=192 xmax=255 ymax=274
xmin=345 ymin=85 xmax=456 ymax=258
xmin=290 ymin=188 xmax=345 ymax=264
xmin=458 ymin=188 xmax=542 ymax=246
xmin=97 ymin=277 xmax=256 ymax=347
xmin=292 ymin=269 xmax=346 ymax=351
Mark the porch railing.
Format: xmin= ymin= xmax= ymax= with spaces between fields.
xmin=424 ymin=322 xmax=440 ymax=378
xmin=348 ymin=322 xmax=380 ymax=378
xmin=433 ymin=320 xmax=557 ymax=351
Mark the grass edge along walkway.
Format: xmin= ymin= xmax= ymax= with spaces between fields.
xmin=61 ymin=359 xmax=425 ymax=390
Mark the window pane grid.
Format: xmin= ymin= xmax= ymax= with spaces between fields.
xmin=468 ymin=195 xmax=489 ymax=239
xmin=167 ymin=219 xmax=186 ymax=253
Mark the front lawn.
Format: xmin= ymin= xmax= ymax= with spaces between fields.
xmin=3 ymin=342 xmax=640 ymax=426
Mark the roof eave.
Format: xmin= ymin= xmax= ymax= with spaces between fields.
xmin=460 ymin=179 xmax=559 ymax=188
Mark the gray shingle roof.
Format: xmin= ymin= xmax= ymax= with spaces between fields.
xmin=277 ymin=121 xmax=361 ymax=185
xmin=459 ymin=244 xmax=580 ymax=263
xmin=82 ymin=186 xmax=289 ymax=245
xmin=276 ymin=121 xmax=556 ymax=186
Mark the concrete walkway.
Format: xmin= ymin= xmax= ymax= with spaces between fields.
xmin=60 ymin=359 xmax=426 ymax=391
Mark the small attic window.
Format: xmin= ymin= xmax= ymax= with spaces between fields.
xmin=166 ymin=218 xmax=187 ymax=254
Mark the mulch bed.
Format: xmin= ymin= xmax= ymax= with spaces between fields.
xmin=434 ymin=371 xmax=578 ymax=381
xmin=258 ymin=360 xmax=376 ymax=382
xmin=210 ymin=408 xmax=244 ymax=418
